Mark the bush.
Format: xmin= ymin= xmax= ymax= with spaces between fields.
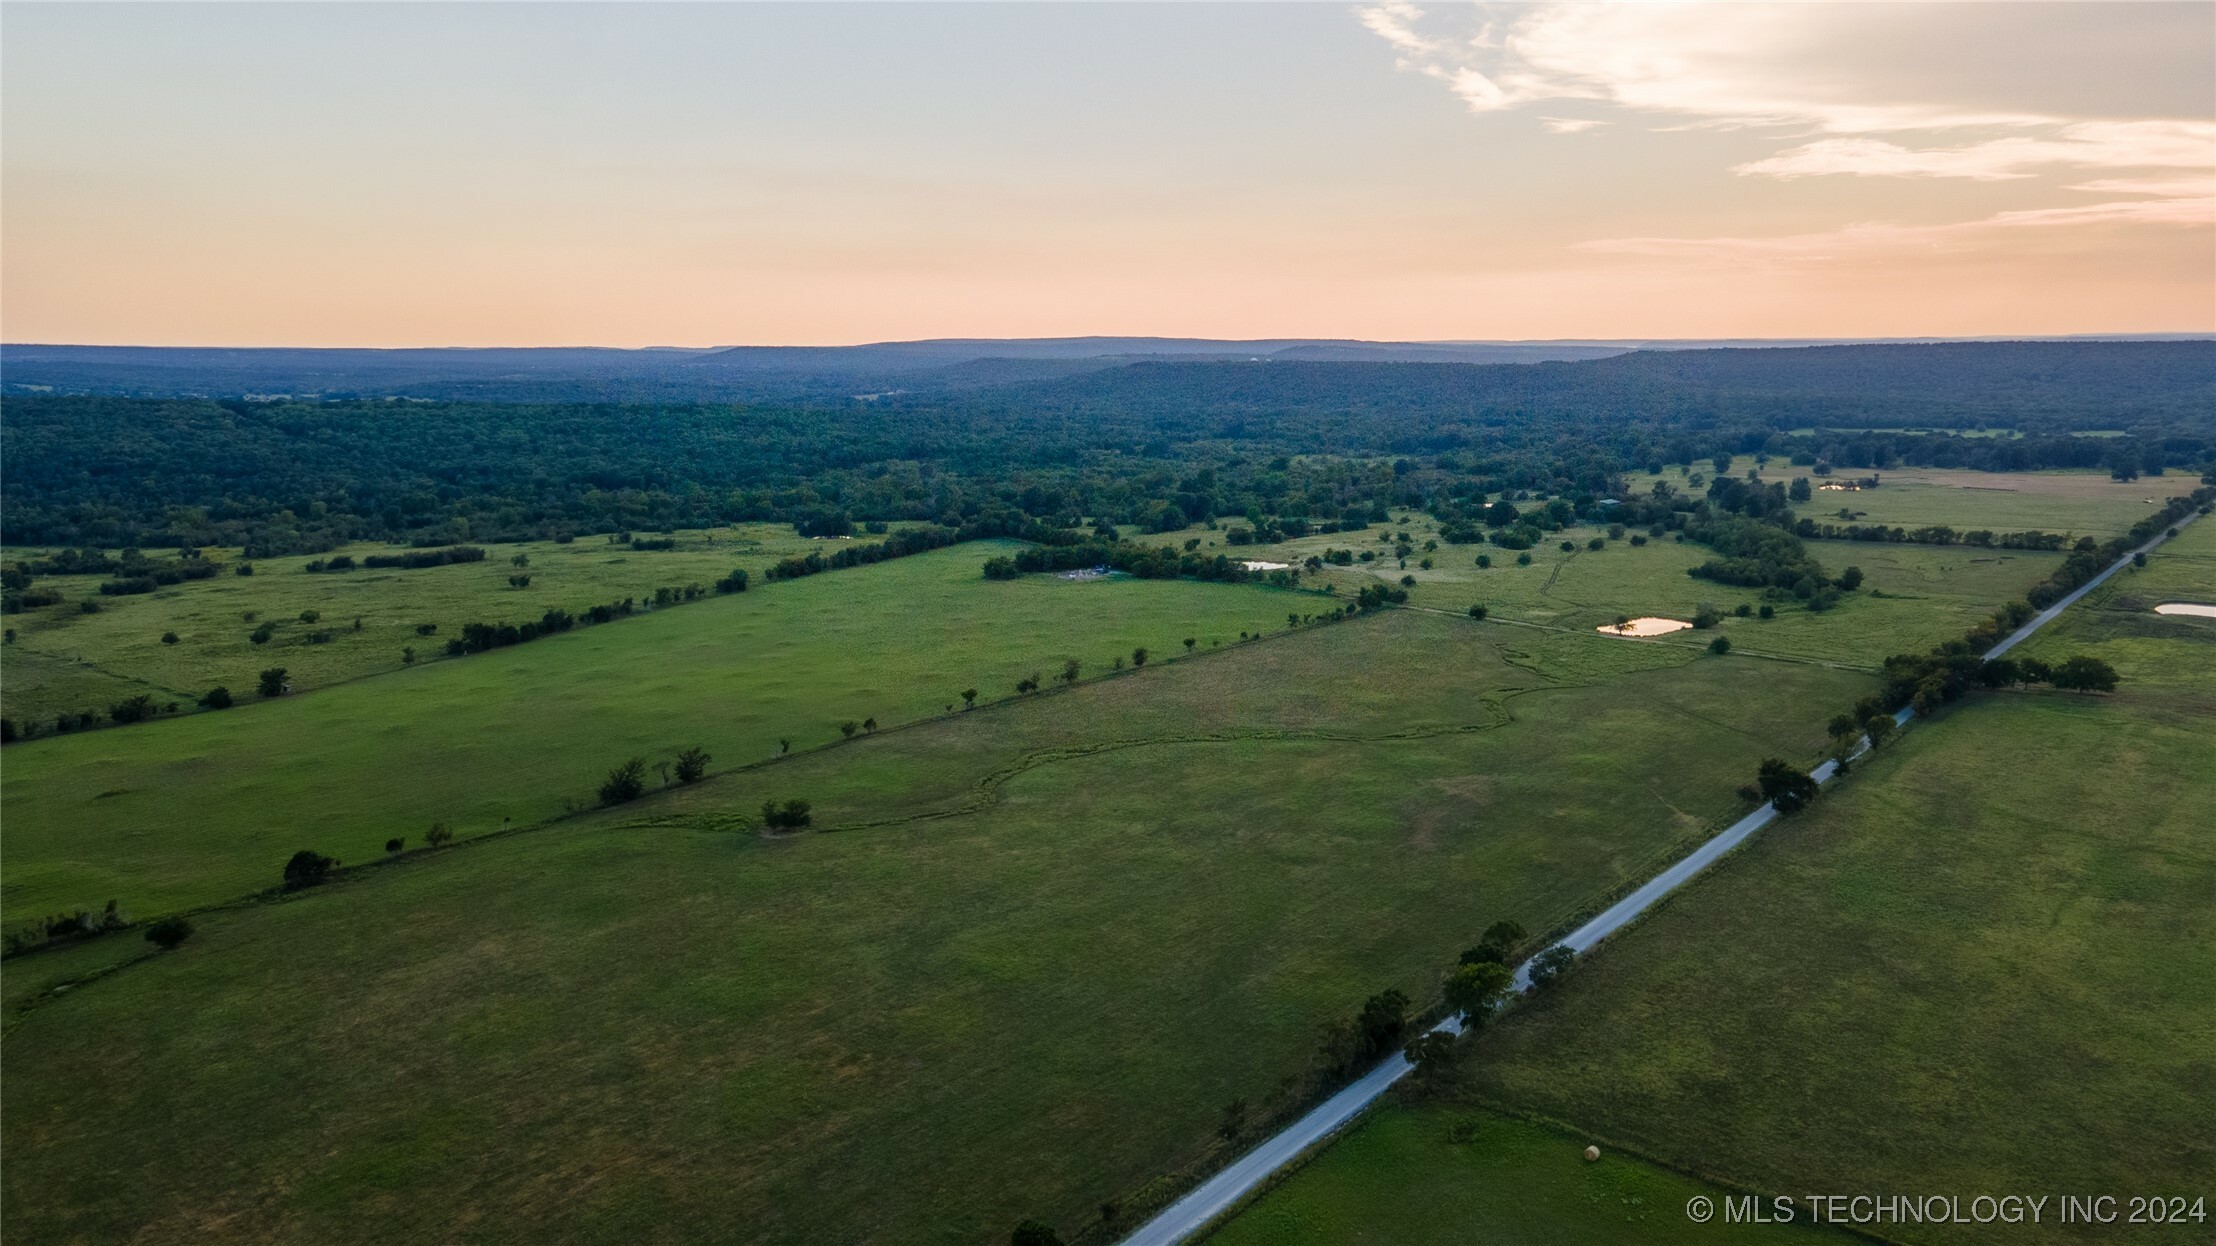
xmin=145 ymin=916 xmax=194 ymax=949
xmin=258 ymin=668 xmax=288 ymax=698
xmin=1709 ymin=636 xmax=1732 ymax=655
xmin=161 ymin=631 xmax=180 ymax=644
xmin=425 ymin=822 xmax=454 ymax=847
xmin=1759 ymin=604 xmax=1776 ymax=619
xmin=599 ymin=758 xmax=647 ymax=806
xmin=283 ymin=850 xmax=337 ymax=890
xmin=760 ymin=799 xmax=813 ymax=830
xmin=1527 ymin=945 xmax=1577 ymax=989
xmin=674 ymin=745 xmax=711 ymax=783
xmin=385 ymin=837 xmax=404 ymax=854
xmin=199 ymin=686 xmax=233 ymax=709
xmin=1467 ymin=603 xmax=1488 ymax=620
xmin=298 ymin=610 xmax=320 ymax=624
xmin=109 ymin=694 xmax=158 ymax=725
xmin=1691 ymin=607 xmax=1721 ymax=629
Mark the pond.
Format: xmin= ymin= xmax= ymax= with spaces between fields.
xmin=1597 ymin=617 xmax=1692 ymax=637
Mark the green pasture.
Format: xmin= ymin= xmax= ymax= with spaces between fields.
xmin=1145 ymin=519 xmax=2061 ymax=668
xmin=1208 ymin=1106 xmax=1852 ymax=1245
xmin=1 ymin=523 xmax=917 ymax=727
xmin=1788 ymin=466 xmax=2168 ymax=538
xmin=0 ymin=541 xmax=1315 ymax=918
xmin=2 ymin=609 xmax=1873 ymax=1246
xmin=1337 ymin=532 xmax=2215 ymax=1246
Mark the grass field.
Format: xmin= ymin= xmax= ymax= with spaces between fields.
xmin=0 ymin=541 xmax=1320 ymax=918
xmin=1142 ymin=518 xmax=2062 ymax=669
xmin=1 ymin=523 xmax=921 ymax=727
xmin=1790 ymin=466 xmax=2170 ymax=538
xmin=1207 ymin=1106 xmax=1853 ymax=1245
xmin=1 ymin=608 xmax=1875 ymax=1246
xmin=1229 ymin=519 xmax=2216 ymax=1245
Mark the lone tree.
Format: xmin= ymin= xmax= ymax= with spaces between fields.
xmin=599 ymin=757 xmax=647 ymax=806
xmin=961 ymin=688 xmax=978 ymax=708
xmin=1757 ymin=757 xmax=1818 ymax=814
xmin=385 ymin=837 xmax=404 ymax=855
xmin=1468 ymin=604 xmax=1488 ymax=620
xmin=283 ymin=850 xmax=337 ymax=891
xmin=1183 ymin=637 xmax=1196 ymax=652
xmin=258 ymin=668 xmax=289 ymax=698
xmin=1708 ymin=635 xmax=1731 ymax=655
xmin=674 ymin=745 xmax=711 ymax=783
xmin=144 ymin=916 xmax=194 ymax=950
xmin=1062 ymin=658 xmax=1081 ymax=684
xmin=2052 ymin=655 xmax=2121 ymax=694
xmin=1010 ymin=1220 xmax=1063 ymax=1246
xmin=425 ymin=822 xmax=454 ymax=847
xmin=1131 ymin=647 xmax=1148 ymax=667
xmin=840 ymin=721 xmax=859 ymax=739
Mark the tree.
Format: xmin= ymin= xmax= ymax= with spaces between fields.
xmin=298 ymin=610 xmax=320 ymax=624
xmin=761 ymin=799 xmax=812 ymax=830
xmin=161 ymin=630 xmax=180 ymax=644
xmin=1475 ymin=553 xmax=1492 ymax=569
xmin=1131 ymin=647 xmax=1148 ymax=667
xmin=1839 ymin=565 xmax=1865 ymax=591
xmin=1443 ymin=960 xmax=1513 ymax=1026
xmin=1757 ymin=757 xmax=1817 ymax=814
xmin=145 ymin=916 xmax=194 ymax=949
xmin=862 ymin=717 xmax=877 ymax=733
xmin=385 ymin=837 xmax=404 ymax=854
xmin=840 ymin=721 xmax=859 ymax=738
xmin=1863 ymin=714 xmax=1896 ymax=748
xmin=1183 ymin=637 xmax=1196 ymax=652
xmin=402 ymin=645 xmax=416 ymax=664
xmin=1759 ymin=604 xmax=1776 ymax=619
xmin=1462 ymin=919 xmax=1526 ymax=965
xmin=1062 ymin=658 xmax=1081 ymax=684
xmin=599 ymin=757 xmax=647 ymax=805
xmin=425 ymin=823 xmax=453 ymax=847
xmin=109 ymin=694 xmax=157 ymax=724
xmin=1527 ymin=945 xmax=1577 ymax=989
xmin=1010 ymin=1220 xmax=1063 ymax=1246
xmin=961 ymin=688 xmax=978 ymax=708
xmin=1404 ymin=1029 xmax=1459 ymax=1080
xmin=258 ymin=668 xmax=288 ymax=698
xmin=1708 ymin=636 xmax=1731 ymax=655
xmin=1789 ymin=476 xmax=1812 ymax=502
xmin=1468 ymin=603 xmax=1488 ymax=620
xmin=512 ymin=553 xmax=530 ymax=568
xmin=1357 ymin=989 xmax=1411 ymax=1057
xmin=283 ymin=850 xmax=337 ymax=890
xmin=2052 ymin=655 xmax=2120 ymax=693
xmin=675 ymin=745 xmax=710 ymax=783
xmin=1217 ymin=1098 xmax=1248 ymax=1142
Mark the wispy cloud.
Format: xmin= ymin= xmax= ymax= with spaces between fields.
xmin=1355 ymin=1 xmax=2214 ymax=262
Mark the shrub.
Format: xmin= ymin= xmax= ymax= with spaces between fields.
xmin=145 ymin=916 xmax=194 ymax=949
xmin=235 ymin=563 xmax=254 ymax=576
xmin=1759 ymin=604 xmax=1776 ymax=619
xmin=199 ymin=686 xmax=233 ymax=709
xmin=1527 ymin=945 xmax=1578 ymax=989
xmin=425 ymin=822 xmax=454 ymax=847
xmin=298 ymin=610 xmax=320 ymax=624
xmin=760 ymin=799 xmax=813 ymax=830
xmin=599 ymin=758 xmax=647 ymax=806
xmin=161 ymin=631 xmax=180 ymax=644
xmin=109 ymin=694 xmax=158 ymax=725
xmin=385 ymin=837 xmax=404 ymax=854
xmin=1586 ymin=537 xmax=1605 ymax=551
xmin=1691 ymin=607 xmax=1721 ymax=629
xmin=674 ymin=745 xmax=711 ymax=783
xmin=1709 ymin=636 xmax=1732 ymax=655
xmin=282 ymin=850 xmax=337 ymax=890
xmin=1468 ymin=604 xmax=1488 ymax=620
xmin=258 ymin=668 xmax=289 ymax=698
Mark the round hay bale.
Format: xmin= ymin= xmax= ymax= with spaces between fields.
xmin=1583 ymin=1145 xmax=1600 ymax=1162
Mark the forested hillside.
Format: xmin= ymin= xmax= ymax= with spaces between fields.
xmin=4 ymin=342 xmax=2210 ymax=553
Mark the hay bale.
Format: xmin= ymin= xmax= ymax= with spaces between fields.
xmin=1583 ymin=1145 xmax=1600 ymax=1162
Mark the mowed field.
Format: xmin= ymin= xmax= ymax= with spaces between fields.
xmin=1 ymin=607 xmax=1876 ymax=1246
xmin=1792 ymin=465 xmax=2170 ymax=538
xmin=0 ymin=541 xmax=1318 ymax=918
xmin=1226 ymin=516 xmax=2216 ymax=1245
xmin=0 ymin=523 xmax=923 ymax=726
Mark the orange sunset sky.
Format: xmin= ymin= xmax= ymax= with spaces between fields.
xmin=3 ymin=2 xmax=2211 ymax=347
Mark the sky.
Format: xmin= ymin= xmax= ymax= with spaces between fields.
xmin=2 ymin=2 xmax=2211 ymax=346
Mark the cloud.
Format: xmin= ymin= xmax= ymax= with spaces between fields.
xmin=1735 ymin=122 xmax=2216 ymax=182
xmin=1582 ymin=196 xmax=2216 ymax=263
xmin=1354 ymin=0 xmax=2213 ymax=256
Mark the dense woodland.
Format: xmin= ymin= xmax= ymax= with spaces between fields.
xmin=5 ymin=343 xmax=2211 ymax=557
